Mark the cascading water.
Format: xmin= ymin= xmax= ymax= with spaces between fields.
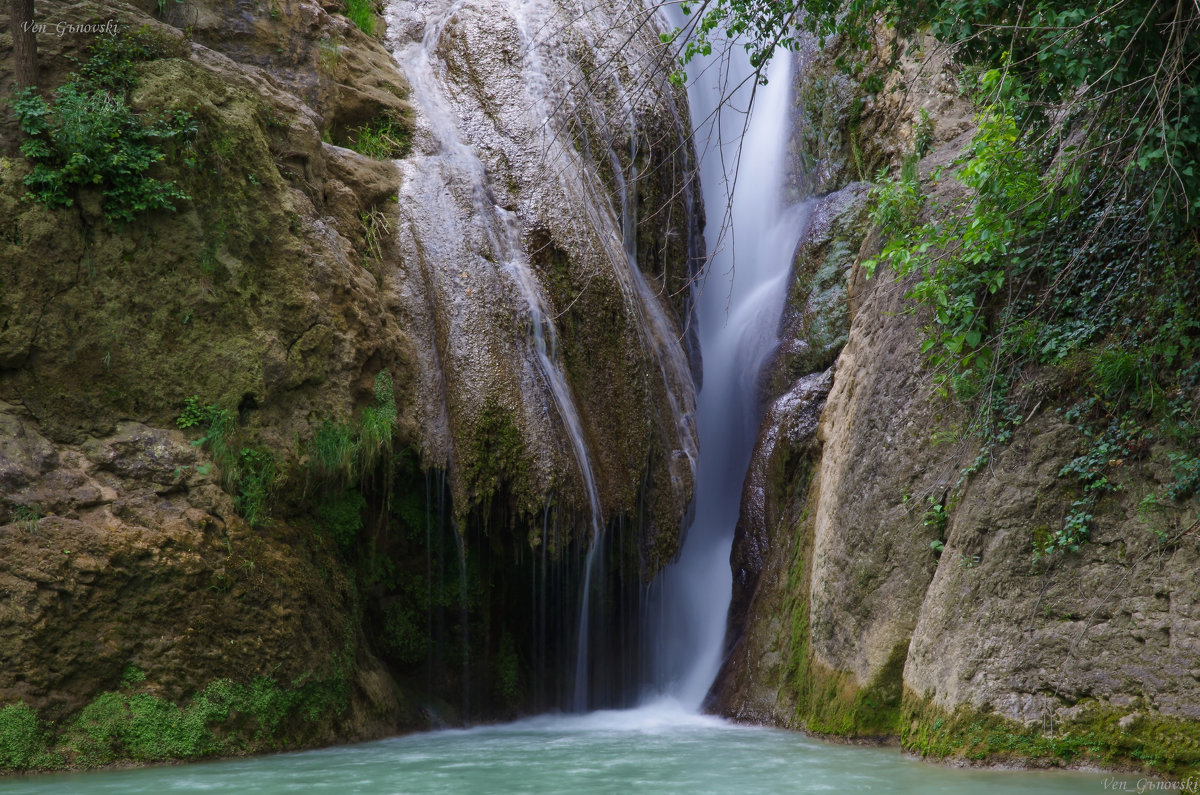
xmin=389 ymin=0 xmax=608 ymax=715
xmin=645 ymin=43 xmax=812 ymax=708
xmin=387 ymin=0 xmax=701 ymax=714
xmin=387 ymin=0 xmax=795 ymax=714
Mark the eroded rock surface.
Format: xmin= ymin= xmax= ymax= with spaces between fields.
xmin=0 ymin=0 xmax=703 ymax=766
xmin=713 ymin=28 xmax=1200 ymax=775
xmin=386 ymin=0 xmax=700 ymax=564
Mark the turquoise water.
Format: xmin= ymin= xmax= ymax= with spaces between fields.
xmin=1 ymin=703 xmax=1133 ymax=793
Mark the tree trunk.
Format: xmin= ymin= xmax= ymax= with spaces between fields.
xmin=12 ymin=0 xmax=38 ymax=92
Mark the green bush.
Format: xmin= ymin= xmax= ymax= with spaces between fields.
xmin=664 ymin=1 xmax=1199 ymax=222
xmin=79 ymin=25 xmax=187 ymax=90
xmin=0 ymin=703 xmax=56 ymax=772
xmin=317 ymin=489 xmax=366 ymax=554
xmin=234 ymin=448 xmax=277 ymax=528
xmin=60 ymin=674 xmax=349 ymax=768
xmin=15 ymin=85 xmax=194 ymax=224
xmin=177 ymin=398 xmax=276 ymax=527
xmin=1168 ymin=454 xmax=1200 ymax=502
xmin=13 ymin=27 xmax=194 ymax=224
xmin=308 ymin=370 xmax=397 ymax=487
xmin=348 ymin=115 xmax=409 ymax=159
xmin=382 ymin=602 xmax=428 ymax=665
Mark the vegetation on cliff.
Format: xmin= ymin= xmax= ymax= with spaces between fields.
xmin=692 ymin=0 xmax=1199 ymax=776
xmin=669 ymin=0 xmax=1200 ymax=556
xmin=13 ymin=28 xmax=195 ymax=223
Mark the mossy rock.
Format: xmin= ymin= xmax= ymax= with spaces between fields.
xmin=903 ymin=691 xmax=1200 ymax=775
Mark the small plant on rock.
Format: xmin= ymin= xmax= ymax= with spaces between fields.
xmin=13 ymin=27 xmax=195 ymax=224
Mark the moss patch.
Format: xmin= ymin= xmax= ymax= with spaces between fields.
xmin=778 ymin=501 xmax=906 ymax=738
xmin=0 ymin=662 xmax=352 ymax=774
xmin=462 ymin=402 xmax=532 ymax=515
xmin=902 ymin=691 xmax=1200 ymax=775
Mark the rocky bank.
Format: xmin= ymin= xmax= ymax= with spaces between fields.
xmin=0 ymin=0 xmax=699 ymax=770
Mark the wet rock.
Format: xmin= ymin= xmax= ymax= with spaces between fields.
xmin=771 ymin=183 xmax=870 ymax=395
xmin=387 ymin=0 xmax=700 ymax=565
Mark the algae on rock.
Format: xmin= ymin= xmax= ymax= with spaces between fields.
xmin=0 ymin=0 xmax=425 ymax=771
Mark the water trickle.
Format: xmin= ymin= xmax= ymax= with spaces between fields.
xmin=453 ymin=525 xmax=471 ymax=719
xmin=645 ymin=44 xmax=813 ymax=708
xmin=389 ymin=0 xmax=613 ymax=710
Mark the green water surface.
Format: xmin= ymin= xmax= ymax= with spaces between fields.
xmin=0 ymin=703 xmax=1140 ymax=793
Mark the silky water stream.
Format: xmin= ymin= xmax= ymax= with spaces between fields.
xmin=0 ymin=7 xmax=1147 ymax=794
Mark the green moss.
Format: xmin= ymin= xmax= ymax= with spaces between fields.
xmin=526 ymin=230 xmax=657 ymax=528
xmin=779 ymin=493 xmax=904 ymax=739
xmin=462 ymin=403 xmax=531 ymax=514
xmin=495 ymin=631 xmax=522 ymax=707
xmin=902 ymin=691 xmax=1200 ymax=775
xmin=0 ymin=53 xmax=304 ymax=441
xmin=784 ymin=608 xmax=905 ymax=737
xmin=0 ymin=703 xmax=60 ymax=772
xmin=800 ymin=643 xmax=907 ymax=736
xmin=317 ymin=489 xmax=366 ymax=554
xmin=0 ymin=665 xmax=353 ymax=773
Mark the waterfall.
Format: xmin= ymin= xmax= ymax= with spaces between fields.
xmin=388 ymin=0 xmax=610 ymax=713
xmin=387 ymin=0 xmax=703 ymax=715
xmin=645 ymin=41 xmax=812 ymax=708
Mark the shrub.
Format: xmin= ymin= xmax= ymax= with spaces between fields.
xmin=13 ymin=27 xmax=194 ymax=224
xmin=0 ymin=704 xmax=55 ymax=772
xmin=15 ymin=85 xmax=194 ymax=223
xmin=234 ymin=448 xmax=277 ymax=528
xmin=59 ymin=673 xmax=351 ymax=768
xmin=348 ymin=115 xmax=409 ymax=159
xmin=177 ymin=397 xmax=275 ymax=527
xmin=382 ymin=602 xmax=428 ymax=665
xmin=316 ymin=489 xmax=366 ymax=553
xmin=308 ymin=370 xmax=397 ymax=487
xmin=79 ymin=26 xmax=187 ymax=91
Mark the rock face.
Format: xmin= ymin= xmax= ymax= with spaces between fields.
xmin=1 ymin=0 xmax=423 ymax=760
xmin=0 ymin=406 xmax=399 ymax=737
xmin=0 ymin=0 xmax=700 ymax=770
xmin=385 ymin=0 xmax=699 ymax=565
xmin=380 ymin=0 xmax=700 ymax=709
xmin=712 ymin=35 xmax=1200 ymax=775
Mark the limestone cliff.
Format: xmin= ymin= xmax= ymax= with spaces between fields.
xmin=0 ymin=0 xmax=699 ymax=771
xmin=713 ymin=32 xmax=1200 ymax=777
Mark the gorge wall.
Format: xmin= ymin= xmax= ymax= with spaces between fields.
xmin=712 ymin=30 xmax=1200 ymax=776
xmin=3 ymin=0 xmax=1197 ymax=780
xmin=0 ymin=0 xmax=698 ymax=770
